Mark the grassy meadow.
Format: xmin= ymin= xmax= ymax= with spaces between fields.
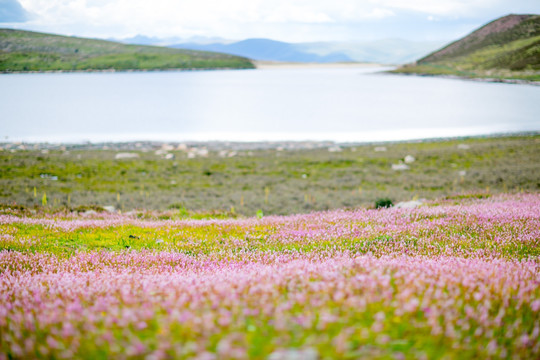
xmin=1 ymin=135 xmax=539 ymax=217
xmin=1 ymin=135 xmax=540 ymax=359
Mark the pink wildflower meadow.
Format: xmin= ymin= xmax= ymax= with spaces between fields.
xmin=0 ymin=194 xmax=539 ymax=359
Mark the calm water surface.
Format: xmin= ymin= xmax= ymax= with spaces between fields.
xmin=1 ymin=67 xmax=539 ymax=142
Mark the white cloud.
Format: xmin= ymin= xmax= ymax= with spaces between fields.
xmin=370 ymin=0 xmax=466 ymax=15
xmin=364 ymin=8 xmax=395 ymax=19
xmin=370 ymin=0 xmax=517 ymax=16
xmin=263 ymin=5 xmax=335 ymax=24
xmin=12 ymin=0 xmax=540 ymax=41
xmin=16 ymin=0 xmax=395 ymax=36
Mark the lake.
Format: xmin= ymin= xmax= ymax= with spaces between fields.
xmin=1 ymin=66 xmax=539 ymax=143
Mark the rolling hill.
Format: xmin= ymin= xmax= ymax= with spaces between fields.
xmin=393 ymin=14 xmax=540 ymax=81
xmin=0 ymin=29 xmax=254 ymax=72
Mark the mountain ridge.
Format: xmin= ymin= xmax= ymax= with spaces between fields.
xmin=394 ymin=14 xmax=540 ymax=82
xmin=419 ymin=14 xmax=536 ymax=63
xmin=170 ymin=38 xmax=354 ymax=63
xmin=169 ymin=38 xmax=445 ymax=64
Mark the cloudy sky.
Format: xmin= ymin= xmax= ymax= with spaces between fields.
xmin=1 ymin=0 xmax=539 ymax=42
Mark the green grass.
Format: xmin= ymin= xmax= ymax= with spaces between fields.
xmin=394 ymin=36 xmax=540 ymax=81
xmin=1 ymin=135 xmax=539 ymax=216
xmin=392 ymin=15 xmax=540 ymax=81
xmin=0 ymin=29 xmax=254 ymax=72
xmin=2 ymin=206 xmax=539 ymax=260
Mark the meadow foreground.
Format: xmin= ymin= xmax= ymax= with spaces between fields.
xmin=0 ymin=193 xmax=539 ymax=359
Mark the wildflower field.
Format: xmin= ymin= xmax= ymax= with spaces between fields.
xmin=1 ymin=193 xmax=539 ymax=359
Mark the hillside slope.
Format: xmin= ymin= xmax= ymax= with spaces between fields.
xmin=393 ymin=14 xmax=540 ymax=82
xmin=0 ymin=29 xmax=254 ymax=72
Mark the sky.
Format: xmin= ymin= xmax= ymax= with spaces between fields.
xmin=1 ymin=0 xmax=539 ymax=42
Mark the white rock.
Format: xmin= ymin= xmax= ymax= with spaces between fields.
xmin=40 ymin=174 xmax=58 ymax=180
xmin=457 ymin=144 xmax=470 ymax=150
xmin=165 ymin=153 xmax=174 ymax=160
xmin=188 ymin=148 xmax=207 ymax=158
xmin=197 ymin=148 xmax=209 ymax=157
xmin=268 ymin=348 xmax=318 ymax=360
xmin=374 ymin=146 xmax=387 ymax=152
xmin=459 ymin=170 xmax=467 ymax=177
xmin=328 ymin=146 xmax=342 ymax=152
xmin=392 ymin=163 xmax=410 ymax=171
xmin=103 ymin=205 xmax=116 ymax=213
xmin=115 ymin=152 xmax=139 ymax=160
xmin=395 ymin=200 xmax=424 ymax=209
xmin=404 ymin=155 xmax=415 ymax=164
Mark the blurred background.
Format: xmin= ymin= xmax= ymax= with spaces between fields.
xmin=0 ymin=0 xmax=539 ymax=215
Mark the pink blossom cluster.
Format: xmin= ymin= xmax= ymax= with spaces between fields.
xmin=1 ymin=252 xmax=538 ymax=359
xmin=0 ymin=194 xmax=539 ymax=359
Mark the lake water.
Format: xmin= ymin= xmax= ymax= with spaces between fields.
xmin=1 ymin=66 xmax=539 ymax=143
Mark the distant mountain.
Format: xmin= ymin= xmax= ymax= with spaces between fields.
xmin=169 ymin=38 xmax=445 ymax=64
xmin=0 ymin=29 xmax=254 ymax=72
xmin=170 ymin=38 xmax=353 ymax=63
xmin=298 ymin=39 xmax=446 ymax=64
xmin=394 ymin=14 xmax=540 ymax=81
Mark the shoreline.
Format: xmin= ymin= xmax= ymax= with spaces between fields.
xmin=254 ymin=61 xmax=383 ymax=69
xmin=2 ymin=132 xmax=538 ymax=151
xmin=0 ymin=66 xmax=255 ymax=75
xmin=1 ymin=62 xmax=384 ymax=74
xmin=389 ymin=71 xmax=540 ymax=86
xmin=4 ymin=130 xmax=539 ymax=148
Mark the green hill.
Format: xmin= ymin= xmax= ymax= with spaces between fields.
xmin=0 ymin=29 xmax=254 ymax=72
xmin=393 ymin=14 xmax=540 ymax=82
